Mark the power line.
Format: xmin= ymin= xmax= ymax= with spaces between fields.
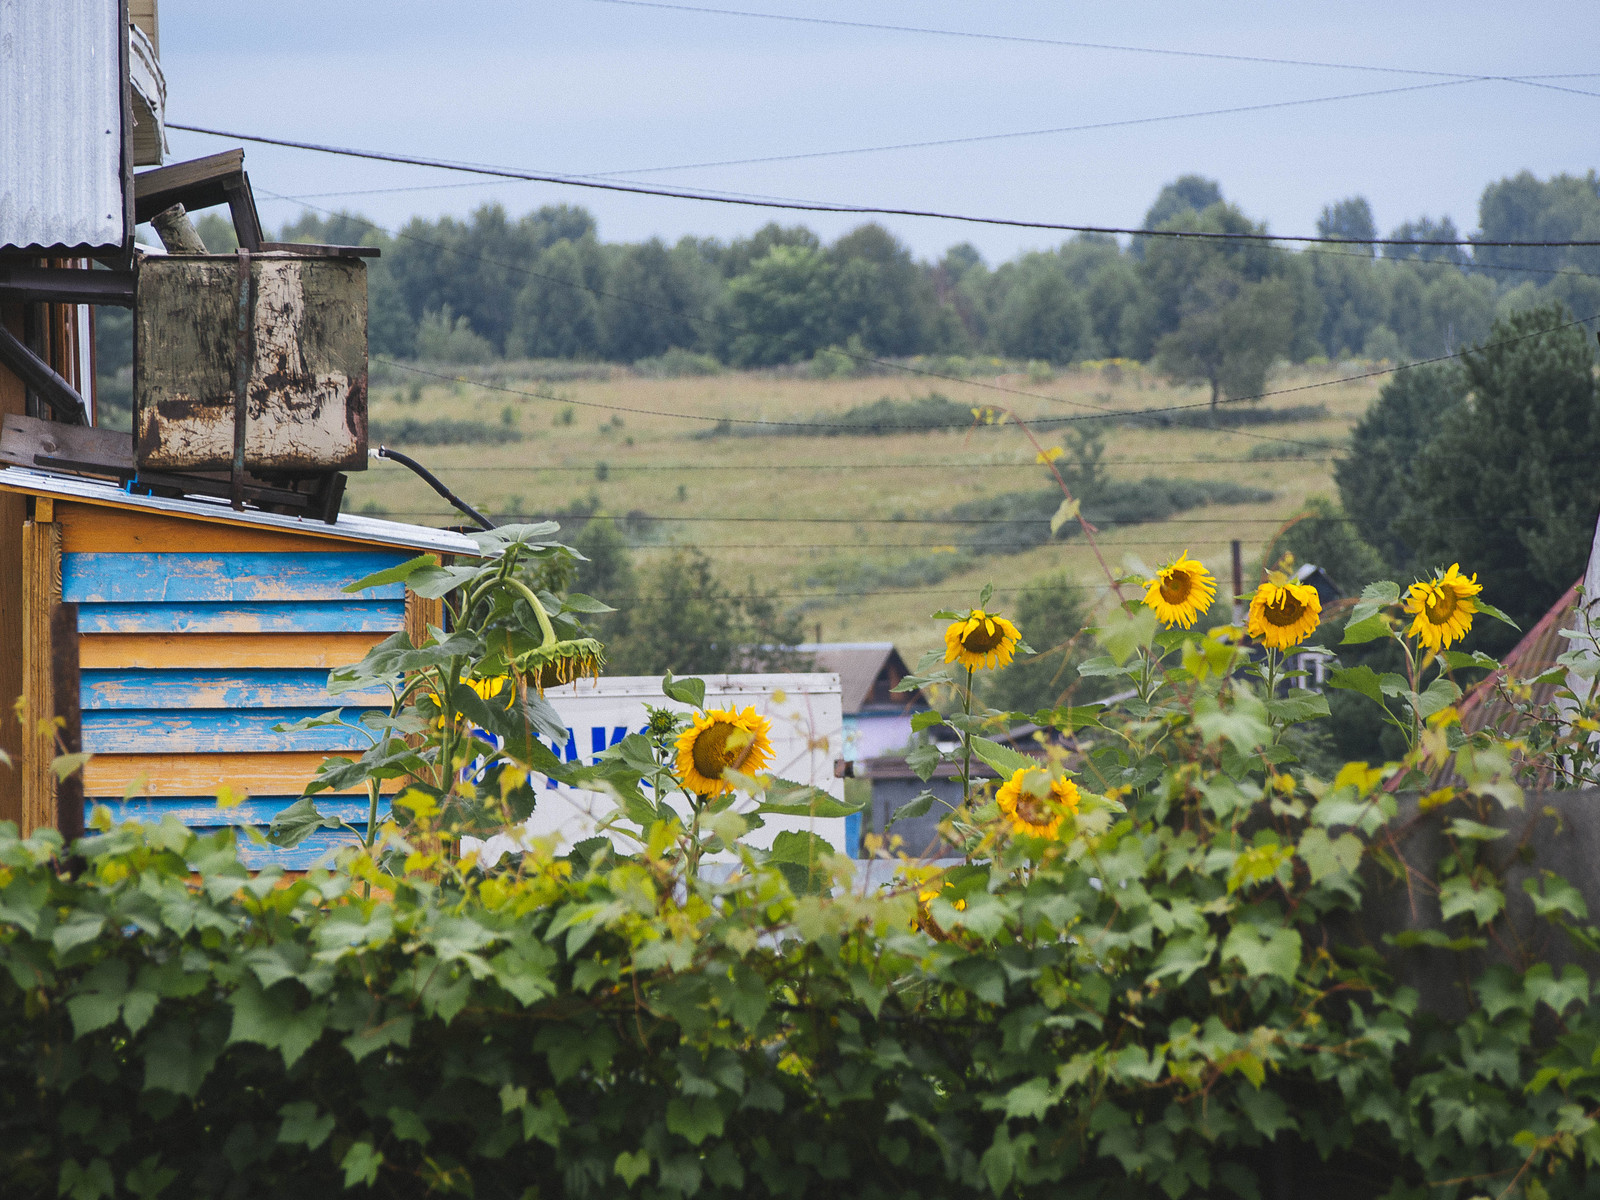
xmin=364 ymin=511 xmax=1479 ymax=526
xmin=368 ymin=456 xmax=1338 ymax=471
xmin=169 ymin=122 xmax=1600 ymax=248
xmin=585 ymin=0 xmax=1584 ymax=85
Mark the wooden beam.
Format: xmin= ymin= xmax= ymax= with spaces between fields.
xmin=0 ymin=414 xmax=134 ymax=477
xmin=50 ymin=604 xmax=83 ymax=844
xmin=0 ymin=303 xmax=28 ymax=826
xmin=84 ymin=752 xmax=403 ymax=796
xmin=20 ymin=517 xmax=60 ymax=835
xmin=78 ymin=631 xmax=383 ymax=670
xmin=57 ymin=502 xmax=365 ymax=554
xmin=406 ymin=590 xmax=442 ymax=648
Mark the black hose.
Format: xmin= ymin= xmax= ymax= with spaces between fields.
xmin=372 ymin=446 xmax=494 ymax=530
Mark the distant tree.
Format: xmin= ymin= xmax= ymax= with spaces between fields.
xmin=1269 ymin=496 xmax=1389 ymax=596
xmin=1335 ymin=361 xmax=1468 ymax=571
xmin=1382 ymin=216 xmax=1469 ymax=266
xmin=367 ymin=262 xmax=416 ymax=358
xmin=1309 ymin=252 xmax=1392 ymax=358
xmin=1315 ymin=196 xmax=1377 ymax=252
xmin=1404 ymin=304 xmax=1600 ymax=648
xmin=1142 ymin=175 xmax=1224 ymax=233
xmin=567 ymin=518 xmax=637 ymax=651
xmin=717 ymin=223 xmax=822 ymax=279
xmin=1474 ymin=170 xmax=1600 ymax=276
xmin=518 ymin=204 xmax=597 ymax=253
xmin=1386 ymin=263 xmax=1495 ymax=358
xmin=1084 ymin=259 xmax=1143 ymax=359
xmin=414 ymin=306 xmax=496 ymax=364
xmin=980 ymin=574 xmax=1098 ymax=713
xmin=508 ymin=238 xmax=606 ymax=359
xmin=995 ymin=260 xmax=1091 ymax=363
xmin=602 ymin=549 xmax=805 ymax=675
xmin=938 ymin=243 xmax=984 ymax=284
xmin=722 ymin=245 xmax=838 ymax=365
xmin=827 ymin=224 xmax=940 ymax=356
xmin=1153 ymin=270 xmax=1294 ymax=408
xmin=194 ymin=211 xmax=238 ymax=253
xmin=600 ymin=238 xmax=715 ymax=361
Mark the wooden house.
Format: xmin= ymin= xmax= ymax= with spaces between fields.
xmin=0 ymin=466 xmax=479 ymax=866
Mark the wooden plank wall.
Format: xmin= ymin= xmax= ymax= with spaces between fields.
xmin=58 ymin=501 xmax=412 ymax=867
xmin=0 ymin=304 xmax=28 ymax=825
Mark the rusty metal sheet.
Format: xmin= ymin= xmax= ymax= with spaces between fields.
xmin=134 ymin=253 xmax=368 ymax=473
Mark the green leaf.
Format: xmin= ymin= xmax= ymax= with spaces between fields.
xmin=1438 ymin=874 xmax=1505 ymax=925
xmin=905 ymin=742 xmax=942 ymax=783
xmin=227 ymin=979 xmax=327 ymax=1069
xmin=1298 ymin=828 xmax=1364 ymax=882
xmin=344 ymin=553 xmax=438 ymax=593
xmin=1221 ymin=923 xmax=1302 ymax=982
xmin=1413 ymin=676 xmax=1461 ymax=720
xmin=277 ymin=1101 xmax=335 ymax=1150
xmin=890 ymin=792 xmax=939 ymax=822
xmin=266 ymin=798 xmax=342 ymax=849
xmin=1524 ymin=872 xmax=1589 ymax=921
xmin=754 ymin=779 xmax=864 ymax=818
xmin=1474 ymin=599 xmax=1519 ymax=629
xmin=1445 ymin=818 xmax=1506 ymax=842
xmin=1265 ymin=691 xmax=1330 ymax=725
xmin=559 ymin=592 xmax=615 ymax=613
xmin=1347 ymin=580 xmax=1400 ymax=627
xmin=340 ymin=1140 xmax=383 ymax=1189
xmin=1340 ymin=613 xmax=1393 ymax=645
xmin=615 ymin=1150 xmax=652 ymax=1186
xmin=1001 ymin=1076 xmax=1055 ymax=1120
xmin=1049 ymin=496 xmax=1081 ymax=536
xmin=662 ymin=672 xmax=705 ymax=710
xmin=768 ymin=831 xmax=832 ymax=896
xmin=911 ymin=710 xmax=944 ymax=734
xmin=666 ymin=1096 xmax=726 ymax=1146
xmin=968 ymin=736 xmax=1037 ymax=778
xmin=58 ymin=1157 xmax=114 ymax=1200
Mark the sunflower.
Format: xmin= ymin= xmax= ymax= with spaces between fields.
xmin=674 ymin=706 xmax=775 ymax=797
xmin=1143 ymin=552 xmax=1217 ymax=628
xmin=1247 ymin=578 xmax=1322 ymax=650
xmin=1403 ymin=563 xmax=1481 ymax=650
xmin=517 ymin=637 xmax=606 ymax=693
xmin=944 ymin=609 xmax=1021 ymax=670
xmin=995 ymin=767 xmax=1080 ymax=838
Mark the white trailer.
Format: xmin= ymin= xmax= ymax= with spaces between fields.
xmin=470 ymin=673 xmax=846 ymax=863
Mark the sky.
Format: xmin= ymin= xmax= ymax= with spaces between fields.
xmin=156 ymin=1 xmax=1599 ymax=264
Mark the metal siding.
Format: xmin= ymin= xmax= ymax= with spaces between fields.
xmin=0 ymin=0 xmax=126 ymax=252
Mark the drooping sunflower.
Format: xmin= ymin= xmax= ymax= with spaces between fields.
xmin=995 ymin=767 xmax=1080 ymax=838
xmin=518 ymin=637 xmax=606 ymax=693
xmin=1247 ymin=578 xmax=1322 ymax=650
xmin=944 ymin=609 xmax=1021 ymax=670
xmin=1403 ymin=563 xmax=1482 ymax=650
xmin=1142 ymin=552 xmax=1217 ymax=628
xmin=674 ymin=706 xmax=774 ymax=797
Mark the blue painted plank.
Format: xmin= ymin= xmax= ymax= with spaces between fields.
xmin=76 ymin=600 xmax=405 ymax=634
xmin=86 ymin=795 xmax=383 ymax=827
xmin=64 ymin=552 xmax=409 ymax=603
xmin=83 ymin=708 xmax=380 ymax=753
xmin=238 ymin=830 xmax=366 ymax=870
xmin=82 ymin=669 xmax=392 ymax=710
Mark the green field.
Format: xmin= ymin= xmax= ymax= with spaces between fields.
xmin=348 ymin=359 xmax=1386 ymax=662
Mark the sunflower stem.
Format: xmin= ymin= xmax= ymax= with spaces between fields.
xmin=962 ymin=665 xmax=975 ymax=810
xmin=504 ymin=577 xmax=559 ymax=649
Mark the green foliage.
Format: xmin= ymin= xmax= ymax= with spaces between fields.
xmin=413 ymin=305 xmax=496 ymax=365
xmin=1336 ymin=360 xmax=1469 ymax=571
xmin=980 ymin=573 xmax=1099 ymax=713
xmin=367 ymin=418 xmax=522 ymax=446
xmin=1405 ymin=303 xmax=1600 ymax=647
xmin=1269 ymin=496 xmax=1389 ymax=596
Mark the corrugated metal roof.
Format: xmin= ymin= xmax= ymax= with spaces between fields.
xmin=0 ymin=0 xmax=126 ymax=253
xmin=0 ymin=466 xmax=483 ymax=557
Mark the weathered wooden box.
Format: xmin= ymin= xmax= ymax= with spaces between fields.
xmin=134 ymin=252 xmax=368 ymax=473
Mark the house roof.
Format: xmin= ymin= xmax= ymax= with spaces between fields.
xmin=0 ymin=466 xmax=481 ymax=557
xmin=796 ymin=641 xmax=922 ymax=714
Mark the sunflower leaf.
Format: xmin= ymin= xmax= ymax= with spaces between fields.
xmin=1347 ymin=580 xmax=1401 ymax=627
xmin=905 ymin=743 xmax=943 ymax=782
xmin=979 ymin=583 xmax=994 ymax=606
xmin=1341 ymin=613 xmax=1393 ymax=645
xmin=1474 ymin=600 xmax=1519 ymax=629
xmin=911 ymin=711 xmax=945 ymax=733
xmin=931 ymin=610 xmax=964 ymax=621
xmin=661 ymin=673 xmax=706 ymax=710
xmin=755 ymin=780 xmax=864 ymax=819
xmin=1440 ymin=650 xmax=1500 ymax=671
xmin=1049 ymin=497 xmax=1081 ymax=536
xmin=890 ymin=792 xmax=939 ymax=822
xmin=969 ymin=737 xmax=1039 ymax=778
xmin=1412 ymin=676 xmax=1461 ymax=720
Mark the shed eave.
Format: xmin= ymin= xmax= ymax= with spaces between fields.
xmin=0 ymin=466 xmax=482 ymax=557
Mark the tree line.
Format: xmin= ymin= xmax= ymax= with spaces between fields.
xmin=226 ymin=170 xmax=1600 ymax=395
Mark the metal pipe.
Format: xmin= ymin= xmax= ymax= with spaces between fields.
xmin=372 ymin=446 xmax=494 ymax=530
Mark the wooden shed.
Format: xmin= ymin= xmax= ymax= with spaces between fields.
xmin=0 ymin=466 xmax=479 ymax=866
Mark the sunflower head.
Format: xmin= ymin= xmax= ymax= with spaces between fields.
xmin=944 ymin=609 xmax=1022 ymax=670
xmin=1247 ymin=577 xmax=1322 ymax=651
xmin=995 ymin=767 xmax=1080 ymax=839
xmin=516 ymin=637 xmax=606 ymax=693
xmin=1142 ymin=552 xmax=1217 ymax=628
xmin=1403 ymin=563 xmax=1482 ymax=650
xmin=674 ymin=706 xmax=775 ymax=797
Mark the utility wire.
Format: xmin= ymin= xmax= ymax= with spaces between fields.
xmin=368 ymin=511 xmax=1484 ymax=526
xmin=170 ymin=123 xmax=1600 ymax=248
xmin=586 ymin=0 xmax=1587 ymax=84
xmin=371 ymin=457 xmax=1338 ymax=471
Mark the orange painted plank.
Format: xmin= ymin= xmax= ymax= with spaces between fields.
xmin=78 ymin=632 xmax=385 ymax=670
xmin=58 ymin=502 xmax=357 ymax=554
xmin=83 ymin=753 xmax=407 ymax=797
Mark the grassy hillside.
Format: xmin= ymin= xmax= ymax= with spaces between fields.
xmin=348 ymin=359 xmax=1385 ymax=662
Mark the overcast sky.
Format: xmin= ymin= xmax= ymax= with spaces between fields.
xmin=158 ymin=1 xmax=1597 ymax=263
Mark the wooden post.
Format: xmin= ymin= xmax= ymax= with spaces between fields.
xmin=20 ymin=500 xmax=61 ymax=834
xmin=1231 ymin=539 xmax=1245 ymax=627
xmin=50 ymin=603 xmax=83 ymax=846
xmin=0 ymin=302 xmax=30 ymax=827
xmin=405 ymin=590 xmax=442 ymax=647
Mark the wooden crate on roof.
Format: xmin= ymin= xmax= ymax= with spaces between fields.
xmin=0 ymin=467 xmax=480 ymax=868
